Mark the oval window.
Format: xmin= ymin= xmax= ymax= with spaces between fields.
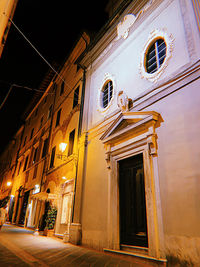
xmin=102 ymin=80 xmax=113 ymax=108
xmin=145 ymin=38 xmax=166 ymax=74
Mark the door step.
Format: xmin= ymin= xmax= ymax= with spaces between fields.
xmin=121 ymin=244 xmax=148 ymax=255
xmin=103 ymin=248 xmax=167 ymax=265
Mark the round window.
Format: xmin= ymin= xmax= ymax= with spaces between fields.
xmin=101 ymin=80 xmax=113 ymax=109
xmin=145 ymin=38 xmax=166 ymax=74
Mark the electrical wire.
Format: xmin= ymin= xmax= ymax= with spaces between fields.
xmin=0 ymin=80 xmax=55 ymax=94
xmin=1 ymin=12 xmax=81 ymax=110
xmin=0 ymin=84 xmax=13 ymax=110
xmin=7 ymin=17 xmax=66 ymax=84
xmin=5 ymin=14 xmax=76 ymax=94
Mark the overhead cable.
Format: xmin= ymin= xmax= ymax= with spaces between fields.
xmin=6 ymin=15 xmax=73 ymax=92
xmin=0 ymin=84 xmax=13 ymax=110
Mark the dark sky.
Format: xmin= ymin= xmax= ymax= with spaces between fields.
xmin=0 ymin=0 xmax=109 ymax=153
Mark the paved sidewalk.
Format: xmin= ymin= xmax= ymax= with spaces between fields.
xmin=0 ymin=224 xmax=160 ymax=267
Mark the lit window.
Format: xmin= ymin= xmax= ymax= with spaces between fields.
xmin=73 ymin=86 xmax=79 ymax=108
xmin=42 ymin=138 xmax=48 ymax=158
xmin=40 ymin=116 xmax=43 ymax=128
xmin=50 ymin=146 xmax=56 ymax=168
xmin=23 ymin=155 xmax=29 ymax=171
xmin=68 ymin=129 xmax=75 ymax=156
xmin=53 ymin=82 xmax=57 ymax=91
xmin=102 ymin=81 xmax=113 ymax=109
xmin=23 ymin=136 xmax=27 ymax=146
xmin=145 ymin=38 xmax=166 ymax=74
xmin=47 ymin=105 xmax=52 ymax=120
xmin=30 ymin=128 xmax=34 ymax=140
xmin=60 ymin=81 xmax=64 ymax=95
xmin=33 ymin=147 xmax=38 ymax=164
xmin=55 ymin=109 xmax=61 ymax=127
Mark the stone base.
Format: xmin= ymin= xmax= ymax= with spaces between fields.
xmin=43 ymin=229 xmax=54 ymax=237
xmin=69 ymin=223 xmax=82 ymax=245
xmin=63 ymin=231 xmax=70 ymax=243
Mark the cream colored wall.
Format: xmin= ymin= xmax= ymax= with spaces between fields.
xmin=46 ymin=34 xmax=89 ymax=237
xmin=0 ymin=0 xmax=16 ymax=56
xmin=144 ymin=79 xmax=200 ymax=264
xmin=80 ymin=0 xmax=200 ymax=261
xmin=81 ymin=134 xmax=109 ymax=250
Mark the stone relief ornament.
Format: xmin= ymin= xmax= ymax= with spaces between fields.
xmin=95 ymin=1 xmax=157 ymax=64
xmin=139 ymin=28 xmax=174 ymax=83
xmin=117 ymin=14 xmax=136 ymax=39
xmin=116 ymin=0 xmax=156 ymax=40
xmin=117 ymin=91 xmax=129 ymax=112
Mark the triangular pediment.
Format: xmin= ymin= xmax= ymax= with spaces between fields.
xmin=100 ymin=111 xmax=160 ymax=143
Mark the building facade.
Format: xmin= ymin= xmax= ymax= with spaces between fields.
xmin=10 ymin=73 xmax=55 ymax=228
xmin=44 ymin=32 xmax=89 ymax=240
xmin=6 ymin=34 xmax=89 ymax=236
xmin=74 ymin=0 xmax=200 ymax=265
xmin=0 ymin=0 xmax=200 ymax=265
xmin=0 ymin=0 xmax=18 ymax=57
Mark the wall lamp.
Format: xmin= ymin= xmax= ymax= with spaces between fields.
xmin=57 ymin=142 xmax=67 ymax=160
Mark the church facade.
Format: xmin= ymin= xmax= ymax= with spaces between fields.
xmin=73 ymin=0 xmax=200 ymax=265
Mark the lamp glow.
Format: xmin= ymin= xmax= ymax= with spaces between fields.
xmin=7 ymin=181 xmax=11 ymax=186
xmin=62 ymin=176 xmax=67 ymax=180
xmin=59 ymin=142 xmax=67 ymax=153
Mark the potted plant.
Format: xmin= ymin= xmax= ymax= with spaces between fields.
xmin=43 ymin=206 xmax=57 ymax=237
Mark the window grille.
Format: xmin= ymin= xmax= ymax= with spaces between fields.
xmin=102 ymin=81 xmax=113 ymax=108
xmin=146 ymin=39 xmax=166 ymax=74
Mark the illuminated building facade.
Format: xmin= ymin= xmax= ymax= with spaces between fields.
xmin=0 ymin=0 xmax=18 ymax=57
xmin=0 ymin=0 xmax=200 ymax=265
xmin=74 ymin=0 xmax=200 ymax=265
xmin=43 ymin=32 xmax=89 ymax=240
xmin=10 ymin=71 xmax=56 ymax=228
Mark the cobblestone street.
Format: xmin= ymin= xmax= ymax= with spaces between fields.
xmin=0 ymin=224 xmax=163 ymax=267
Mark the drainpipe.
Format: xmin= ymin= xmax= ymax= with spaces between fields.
xmin=71 ymin=64 xmax=86 ymax=224
xmin=71 ymin=34 xmax=88 ymax=223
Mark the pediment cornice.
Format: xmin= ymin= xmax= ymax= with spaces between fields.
xmin=100 ymin=111 xmax=161 ymax=144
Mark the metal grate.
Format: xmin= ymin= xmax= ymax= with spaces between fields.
xmin=146 ymin=39 xmax=166 ymax=74
xmin=102 ymin=81 xmax=113 ymax=108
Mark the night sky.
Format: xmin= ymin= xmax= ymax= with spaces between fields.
xmin=0 ymin=0 xmax=109 ymax=153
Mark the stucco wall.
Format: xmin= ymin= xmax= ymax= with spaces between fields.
xmin=86 ymin=0 xmax=191 ymax=130
xmin=145 ymin=78 xmax=200 ymax=265
xmin=81 ymin=0 xmax=200 ymax=262
xmin=81 ymin=135 xmax=109 ymax=250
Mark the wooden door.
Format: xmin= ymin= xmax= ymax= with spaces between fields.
xmin=119 ymin=153 xmax=148 ymax=247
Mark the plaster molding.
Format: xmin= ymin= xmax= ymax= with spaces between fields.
xmin=117 ymin=91 xmax=129 ymax=112
xmin=139 ymin=28 xmax=174 ymax=83
xmin=91 ymin=1 xmax=157 ymax=66
xmin=100 ymin=110 xmax=165 ymax=258
xmin=117 ymin=14 xmax=137 ymax=40
xmin=179 ymin=0 xmax=196 ymax=61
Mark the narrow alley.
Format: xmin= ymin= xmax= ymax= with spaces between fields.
xmin=0 ymin=224 xmax=158 ymax=267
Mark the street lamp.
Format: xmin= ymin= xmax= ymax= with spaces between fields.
xmin=7 ymin=181 xmax=12 ymax=187
xmin=57 ymin=142 xmax=67 ymax=160
xmin=59 ymin=142 xmax=67 ymax=153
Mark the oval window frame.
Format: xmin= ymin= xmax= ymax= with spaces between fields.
xmin=139 ymin=29 xmax=174 ymax=83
